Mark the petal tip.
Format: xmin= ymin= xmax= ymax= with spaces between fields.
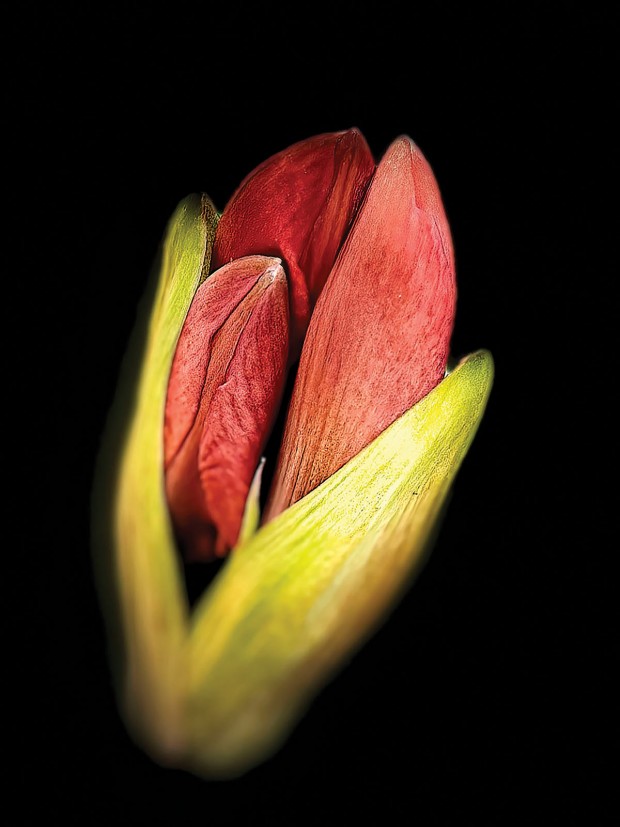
xmin=261 ymin=258 xmax=286 ymax=284
xmin=386 ymin=134 xmax=417 ymax=158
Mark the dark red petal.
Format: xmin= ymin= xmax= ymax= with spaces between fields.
xmin=164 ymin=255 xmax=289 ymax=560
xmin=264 ymin=137 xmax=456 ymax=521
xmin=211 ymin=129 xmax=375 ymax=355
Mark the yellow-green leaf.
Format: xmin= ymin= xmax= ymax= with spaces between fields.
xmin=185 ymin=350 xmax=493 ymax=777
xmin=91 ymin=194 xmax=218 ymax=763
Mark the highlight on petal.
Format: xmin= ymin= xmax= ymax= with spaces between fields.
xmin=91 ymin=194 xmax=218 ymax=764
xmin=265 ymin=136 xmax=457 ymax=521
xmin=211 ymin=128 xmax=375 ymax=353
xmin=186 ymin=350 xmax=494 ymax=778
xmin=164 ymin=256 xmax=289 ymax=561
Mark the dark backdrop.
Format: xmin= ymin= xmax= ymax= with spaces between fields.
xmin=15 ymin=4 xmax=614 ymax=825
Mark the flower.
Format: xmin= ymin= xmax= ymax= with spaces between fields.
xmin=92 ymin=130 xmax=493 ymax=778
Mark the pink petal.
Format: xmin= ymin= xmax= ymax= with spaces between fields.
xmin=165 ymin=255 xmax=289 ymax=560
xmin=264 ymin=137 xmax=456 ymax=520
xmin=211 ymin=129 xmax=375 ymax=355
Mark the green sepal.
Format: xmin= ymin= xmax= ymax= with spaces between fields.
xmin=91 ymin=194 xmax=218 ymax=763
xmin=185 ymin=350 xmax=494 ymax=777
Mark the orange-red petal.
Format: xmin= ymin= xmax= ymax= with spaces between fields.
xmin=264 ymin=137 xmax=456 ymax=520
xmin=211 ymin=129 xmax=375 ymax=356
xmin=164 ymin=255 xmax=289 ymax=560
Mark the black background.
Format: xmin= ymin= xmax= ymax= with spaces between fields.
xmin=14 ymin=4 xmax=615 ymax=825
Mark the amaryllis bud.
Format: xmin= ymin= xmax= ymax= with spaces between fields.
xmin=164 ymin=255 xmax=288 ymax=560
xmin=211 ymin=128 xmax=375 ymax=353
xmin=265 ymin=136 xmax=456 ymax=520
xmin=92 ymin=135 xmax=493 ymax=781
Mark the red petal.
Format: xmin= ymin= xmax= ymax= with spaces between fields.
xmin=164 ymin=255 xmax=289 ymax=560
xmin=211 ymin=129 xmax=375 ymax=355
xmin=264 ymin=137 xmax=456 ymax=520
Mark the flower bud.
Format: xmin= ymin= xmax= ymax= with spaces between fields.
xmin=92 ymin=134 xmax=493 ymax=781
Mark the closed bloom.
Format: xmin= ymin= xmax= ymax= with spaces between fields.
xmin=92 ymin=129 xmax=493 ymax=778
